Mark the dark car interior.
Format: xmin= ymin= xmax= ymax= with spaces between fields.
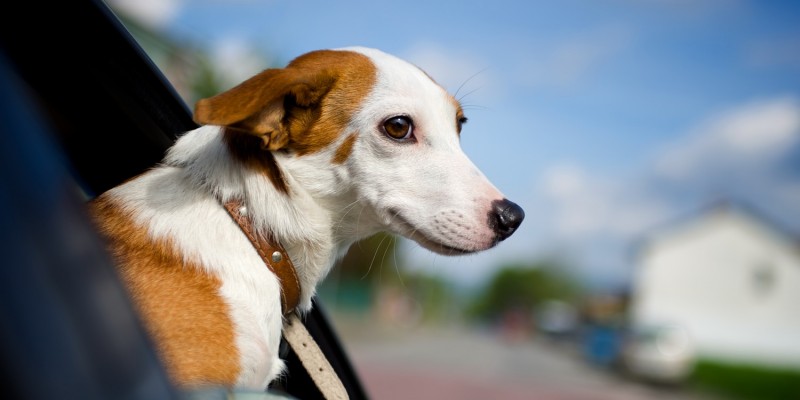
xmin=0 ymin=1 xmax=367 ymax=399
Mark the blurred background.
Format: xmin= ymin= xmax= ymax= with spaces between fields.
xmin=105 ymin=1 xmax=800 ymax=399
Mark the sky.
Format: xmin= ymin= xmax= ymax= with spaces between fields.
xmin=108 ymin=0 xmax=800 ymax=290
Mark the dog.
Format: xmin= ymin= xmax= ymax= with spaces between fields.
xmin=88 ymin=46 xmax=524 ymax=391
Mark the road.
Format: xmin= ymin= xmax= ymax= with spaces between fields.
xmin=335 ymin=323 xmax=724 ymax=400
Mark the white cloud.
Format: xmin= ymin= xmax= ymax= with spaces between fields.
xmin=535 ymin=95 xmax=800 ymax=285
xmin=541 ymin=164 xmax=670 ymax=239
xmin=209 ymin=36 xmax=271 ymax=90
xmin=541 ymin=164 xmax=606 ymax=236
xmin=656 ymin=97 xmax=800 ymax=181
xmin=107 ymin=0 xmax=184 ymax=29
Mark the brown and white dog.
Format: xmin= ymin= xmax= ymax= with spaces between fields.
xmin=89 ymin=47 xmax=524 ymax=390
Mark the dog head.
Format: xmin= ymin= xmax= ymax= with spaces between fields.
xmin=194 ymin=47 xmax=523 ymax=255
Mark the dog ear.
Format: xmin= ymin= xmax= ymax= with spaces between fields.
xmin=193 ymin=67 xmax=337 ymax=151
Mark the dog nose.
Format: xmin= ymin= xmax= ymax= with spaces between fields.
xmin=490 ymin=199 xmax=525 ymax=241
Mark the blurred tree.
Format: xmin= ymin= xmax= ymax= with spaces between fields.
xmin=335 ymin=233 xmax=402 ymax=281
xmin=186 ymin=53 xmax=228 ymax=107
xmin=403 ymin=272 xmax=454 ymax=323
xmin=467 ymin=261 xmax=580 ymax=324
xmin=318 ymin=233 xmax=404 ymax=312
xmin=109 ymin=5 xmax=271 ymax=108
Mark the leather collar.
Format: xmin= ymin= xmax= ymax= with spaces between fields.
xmin=223 ymin=199 xmax=301 ymax=316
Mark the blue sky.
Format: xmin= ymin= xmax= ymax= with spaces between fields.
xmin=110 ymin=0 xmax=800 ymax=289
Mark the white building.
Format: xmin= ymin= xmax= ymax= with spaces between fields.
xmin=629 ymin=202 xmax=800 ymax=369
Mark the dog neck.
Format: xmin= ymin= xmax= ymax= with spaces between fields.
xmin=222 ymin=198 xmax=301 ymax=315
xmin=164 ymin=125 xmax=373 ymax=310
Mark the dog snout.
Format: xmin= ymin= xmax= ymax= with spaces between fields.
xmin=489 ymin=199 xmax=524 ymax=241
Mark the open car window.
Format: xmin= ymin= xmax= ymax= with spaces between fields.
xmin=0 ymin=1 xmax=367 ymax=399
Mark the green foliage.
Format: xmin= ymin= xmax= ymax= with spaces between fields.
xmin=188 ymin=54 xmax=227 ymax=106
xmin=402 ymin=272 xmax=454 ymax=323
xmin=335 ymin=233 xmax=402 ymax=282
xmin=318 ymin=233 xmax=403 ymax=311
xmin=690 ymin=360 xmax=800 ymax=400
xmin=467 ymin=261 xmax=579 ymax=322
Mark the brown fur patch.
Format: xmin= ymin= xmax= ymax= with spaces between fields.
xmin=455 ymin=105 xmax=466 ymax=136
xmin=195 ymin=50 xmax=376 ymax=156
xmin=195 ymin=50 xmax=376 ymax=193
xmin=88 ymin=195 xmax=241 ymax=387
xmin=332 ymin=133 xmax=357 ymax=164
xmin=222 ymin=128 xmax=289 ymax=194
xmin=283 ymin=50 xmax=376 ymax=155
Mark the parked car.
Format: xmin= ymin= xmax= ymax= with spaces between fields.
xmin=0 ymin=1 xmax=367 ymax=399
xmin=621 ymin=324 xmax=695 ymax=384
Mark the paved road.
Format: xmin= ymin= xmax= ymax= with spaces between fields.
xmin=337 ymin=325 xmax=723 ymax=400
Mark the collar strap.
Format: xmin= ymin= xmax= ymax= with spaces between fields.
xmin=223 ymin=199 xmax=301 ymax=316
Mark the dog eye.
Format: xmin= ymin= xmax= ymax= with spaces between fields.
xmin=457 ymin=116 xmax=468 ymax=133
xmin=382 ymin=116 xmax=413 ymax=140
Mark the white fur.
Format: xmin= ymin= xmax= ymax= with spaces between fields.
xmin=106 ymin=47 xmax=511 ymax=389
xmin=340 ymin=47 xmax=505 ymax=252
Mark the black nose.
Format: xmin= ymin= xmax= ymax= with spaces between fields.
xmin=490 ymin=199 xmax=525 ymax=241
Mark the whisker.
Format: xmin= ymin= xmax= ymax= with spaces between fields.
xmin=333 ymin=199 xmax=361 ymax=234
xmin=336 ymin=199 xmax=360 ymax=222
xmin=454 ymin=66 xmax=490 ymax=100
xmin=361 ymin=233 xmax=389 ymax=281
xmin=388 ymin=235 xmax=406 ymax=289
xmin=354 ymin=205 xmax=369 ymax=251
xmin=457 ymin=86 xmax=484 ymax=104
xmin=461 ymin=103 xmax=491 ymax=112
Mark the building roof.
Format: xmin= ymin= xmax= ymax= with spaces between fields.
xmin=630 ymin=199 xmax=800 ymax=260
